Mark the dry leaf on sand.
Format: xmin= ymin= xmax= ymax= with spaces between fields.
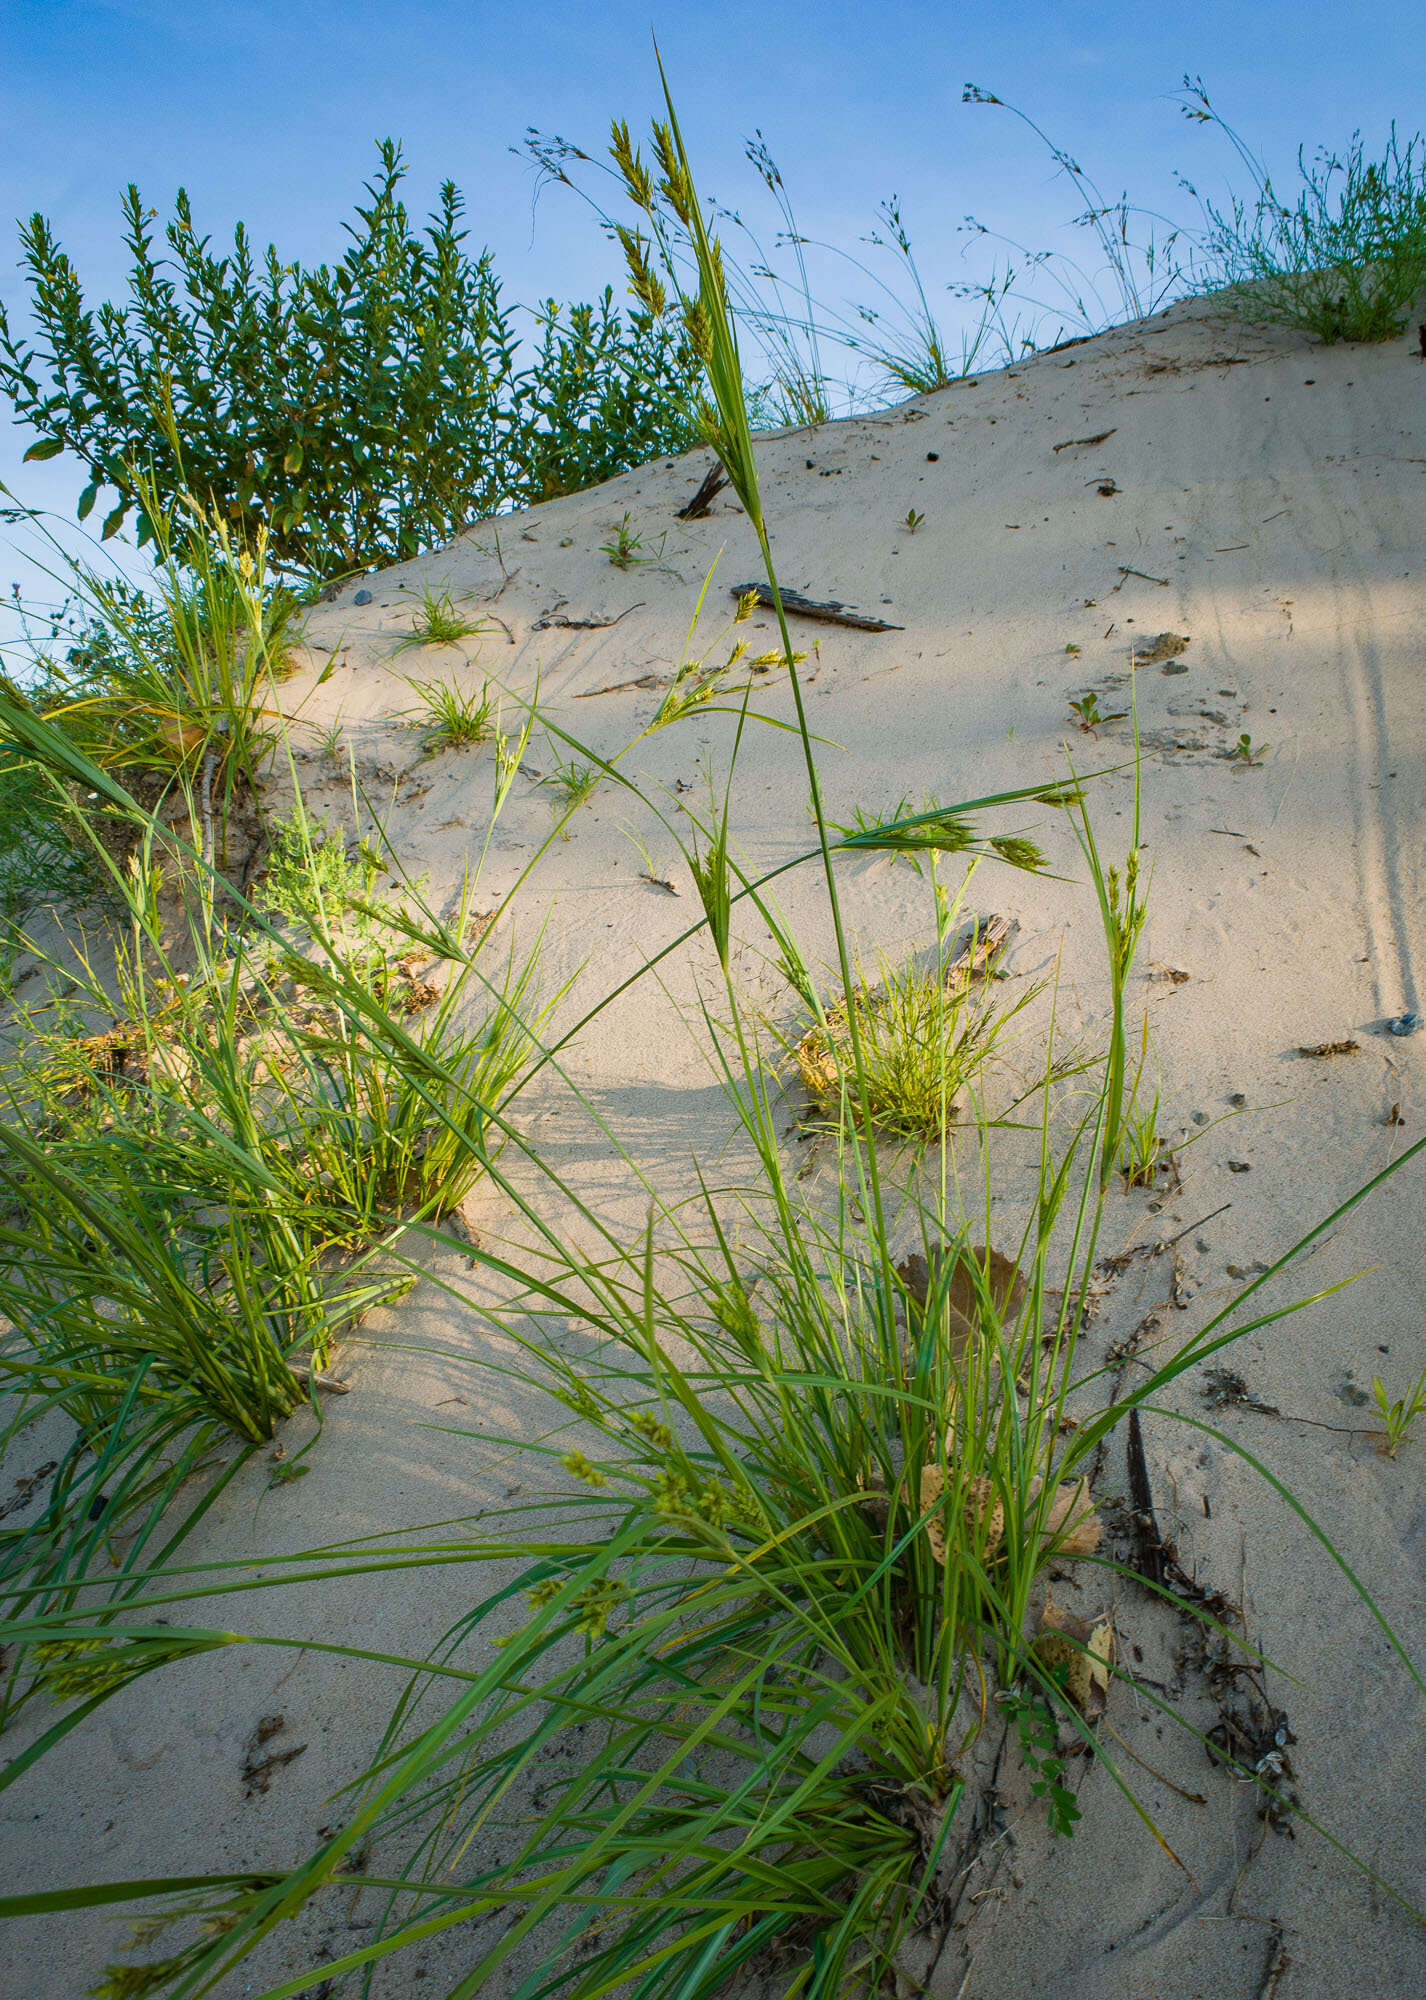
xmin=918 ymin=1468 xmax=1101 ymax=1567
xmin=920 ymin=1463 xmax=1004 ymax=1564
xmin=1035 ymin=1595 xmax=1114 ymax=1712
xmin=897 ymin=1241 xmax=1027 ymax=1361
xmin=1039 ymin=1477 xmax=1102 ymax=1557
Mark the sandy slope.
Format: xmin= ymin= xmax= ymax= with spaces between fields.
xmin=4 ymin=292 xmax=1426 ymax=1998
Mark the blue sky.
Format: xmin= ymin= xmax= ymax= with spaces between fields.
xmin=1 ymin=0 xmax=1421 ymax=615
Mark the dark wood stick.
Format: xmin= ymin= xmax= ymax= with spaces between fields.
xmin=729 ymin=583 xmax=903 ymax=632
xmin=1126 ymin=1407 xmax=1167 ymax=1588
xmin=676 ymin=465 xmax=729 ymax=519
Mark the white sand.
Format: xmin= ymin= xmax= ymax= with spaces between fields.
xmin=3 ymin=292 xmax=1425 ymax=1997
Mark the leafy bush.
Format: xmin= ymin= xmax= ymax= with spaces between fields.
xmin=0 ymin=142 xmax=703 ymax=579
xmin=258 ymin=804 xmax=376 ymax=933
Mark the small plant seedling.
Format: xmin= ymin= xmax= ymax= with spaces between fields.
xmin=1064 ymin=641 xmax=1082 ymax=655
xmin=1371 ymin=1366 xmax=1426 ymax=1455
xmin=830 ymin=796 xmax=953 ymax=877
xmin=1068 ymin=691 xmax=1127 ymax=736
xmin=1231 ymin=733 xmax=1269 ymax=766
xmin=903 ymin=508 xmax=925 ymax=534
xmin=309 ymin=715 xmax=347 ymax=769
xmin=622 ymin=823 xmax=678 ymax=892
xmin=1117 ymin=1018 xmax=1168 ymax=1188
xmin=395 ymin=585 xmax=487 ymax=650
xmin=601 ymin=514 xmax=645 ymax=570
xmin=542 ymin=757 xmax=602 ymax=831
xmin=1118 ymin=1098 xmax=1165 ymax=1187
xmin=400 ymin=675 xmax=496 ymax=754
xmin=1003 ymin=1682 xmax=1082 ymax=1838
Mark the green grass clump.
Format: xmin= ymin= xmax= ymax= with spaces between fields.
xmin=791 ymin=925 xmax=1036 ymax=1137
xmin=540 ymin=753 xmax=602 ymax=824
xmin=400 ymin=672 xmax=496 ymax=753
xmin=0 ymin=740 xmax=110 ymax=945
xmin=1190 ymin=88 xmax=1426 ymax=342
xmin=278 ymin=922 xmax=551 ymax=1226
xmin=28 ymin=488 xmax=300 ymax=867
xmin=394 ymin=584 xmax=486 ymax=649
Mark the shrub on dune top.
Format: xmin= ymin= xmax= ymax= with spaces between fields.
xmin=0 ymin=141 xmax=703 ymax=580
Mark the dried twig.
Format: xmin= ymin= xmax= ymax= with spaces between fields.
xmin=574 ymin=672 xmax=667 ymax=700
xmin=290 ymin=1365 xmax=351 ymax=1395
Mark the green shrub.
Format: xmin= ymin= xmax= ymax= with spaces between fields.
xmin=0 ymin=142 xmax=703 ymax=580
xmin=258 ymin=805 xmax=375 ymax=934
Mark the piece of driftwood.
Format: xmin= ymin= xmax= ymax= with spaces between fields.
xmin=574 ymin=672 xmax=668 ymax=699
xmin=1051 ymin=427 xmax=1116 ymax=451
xmin=676 ymin=465 xmax=729 ymax=519
xmin=729 ymin=583 xmax=904 ymax=632
xmin=532 ymin=603 xmax=644 ymax=632
xmin=290 ymin=1364 xmax=351 ymax=1395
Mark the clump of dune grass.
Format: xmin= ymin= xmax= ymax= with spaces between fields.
xmin=29 ymin=481 xmax=299 ymax=862
xmin=0 ymin=512 xmax=557 ymax=1658
xmin=790 ymin=910 xmax=1037 ymax=1136
xmin=399 ymin=671 xmax=496 ymax=753
xmin=540 ymin=752 xmax=601 ymax=824
xmin=1186 ymin=83 xmax=1426 ymax=343
xmin=394 ymin=583 xmax=487 ymax=649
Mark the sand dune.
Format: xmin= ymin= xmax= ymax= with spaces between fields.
xmin=5 ymin=292 xmax=1425 ymax=1998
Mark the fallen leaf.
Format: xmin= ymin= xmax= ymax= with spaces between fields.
xmin=404 ymin=979 xmax=441 ymax=1013
xmin=898 ymin=1242 xmax=1027 ymax=1339
xmin=920 ymin=1463 xmax=1004 ymax=1565
xmin=1130 ymin=632 xmax=1190 ymax=667
xmin=1088 ymin=1620 xmax=1114 ymax=1698
xmin=1041 ymin=1478 xmax=1102 ymax=1557
xmin=1036 ymin=1596 xmax=1113 ymax=1712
